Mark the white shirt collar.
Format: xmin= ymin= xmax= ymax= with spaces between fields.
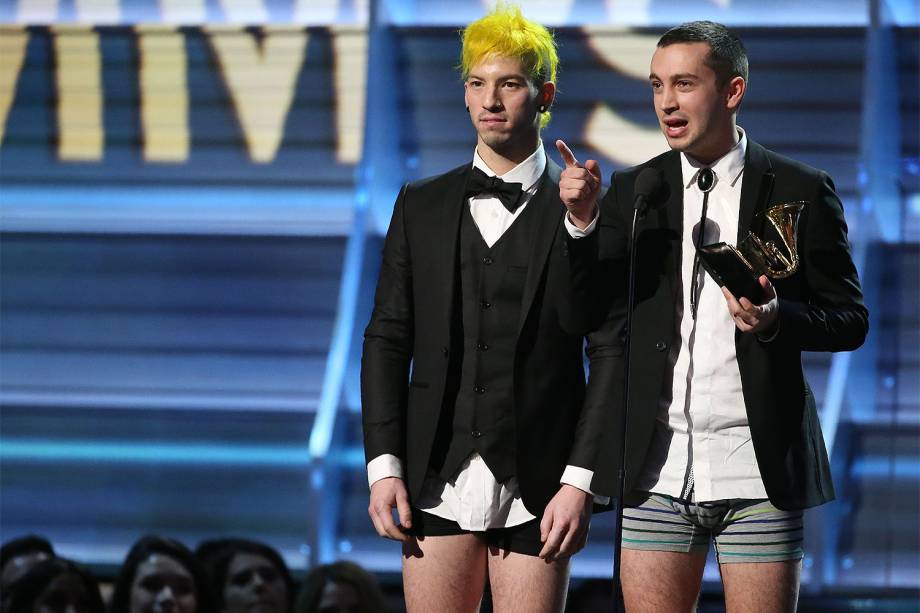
xmin=472 ymin=141 xmax=546 ymax=192
xmin=680 ymin=127 xmax=747 ymax=191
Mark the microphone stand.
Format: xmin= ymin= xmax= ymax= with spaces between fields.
xmin=612 ymin=200 xmax=645 ymax=613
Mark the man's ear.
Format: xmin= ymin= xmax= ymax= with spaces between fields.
xmin=725 ymin=76 xmax=745 ymax=111
xmin=539 ymin=81 xmax=556 ymax=110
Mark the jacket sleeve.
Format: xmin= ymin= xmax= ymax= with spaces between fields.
xmin=773 ymin=171 xmax=869 ymax=352
xmin=568 ymin=297 xmax=627 ymax=500
xmin=361 ymin=185 xmax=413 ymax=464
xmin=565 ymin=177 xmax=631 ymax=499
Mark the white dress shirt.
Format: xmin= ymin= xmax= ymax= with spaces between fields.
xmin=367 ymin=142 xmax=605 ymax=531
xmin=633 ymin=128 xmax=770 ymax=502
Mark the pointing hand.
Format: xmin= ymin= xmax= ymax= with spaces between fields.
xmin=556 ymin=139 xmax=601 ymax=230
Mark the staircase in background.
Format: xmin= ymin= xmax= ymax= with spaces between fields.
xmin=0 ymin=233 xmax=345 ymax=558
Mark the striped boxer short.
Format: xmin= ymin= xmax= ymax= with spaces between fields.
xmin=621 ymin=492 xmax=804 ymax=564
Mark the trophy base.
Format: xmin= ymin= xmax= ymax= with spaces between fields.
xmin=698 ymin=242 xmax=766 ymax=304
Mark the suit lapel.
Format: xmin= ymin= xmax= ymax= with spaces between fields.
xmin=659 ymin=151 xmax=684 ymax=238
xmin=431 ymin=166 xmax=471 ymax=321
xmin=517 ymin=158 xmax=564 ymax=335
xmin=738 ymin=139 xmax=775 ymax=242
xmin=735 ymin=139 xmax=775 ymax=352
xmin=656 ymin=151 xmax=684 ymax=300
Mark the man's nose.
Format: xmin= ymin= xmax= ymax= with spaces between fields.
xmin=482 ymin=86 xmax=503 ymax=110
xmin=156 ymin=586 xmax=176 ymax=604
xmin=659 ymin=86 xmax=678 ymax=113
xmin=251 ymin=573 xmax=267 ymax=589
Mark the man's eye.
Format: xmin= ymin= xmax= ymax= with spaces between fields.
xmin=140 ymin=578 xmax=164 ymax=592
xmin=503 ymin=81 xmax=521 ymax=88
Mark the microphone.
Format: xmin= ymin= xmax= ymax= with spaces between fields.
xmin=614 ymin=166 xmax=669 ymax=613
xmin=633 ymin=168 xmax=669 ymax=215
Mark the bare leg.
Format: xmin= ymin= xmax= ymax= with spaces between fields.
xmin=486 ymin=547 xmax=570 ymax=613
xmin=401 ymin=534 xmax=488 ymax=613
xmin=720 ymin=560 xmax=801 ymax=613
xmin=620 ymin=549 xmax=707 ymax=613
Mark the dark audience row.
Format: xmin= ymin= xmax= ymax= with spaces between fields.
xmin=0 ymin=534 xmax=388 ymax=613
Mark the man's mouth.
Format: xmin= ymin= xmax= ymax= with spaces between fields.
xmin=663 ymin=117 xmax=688 ymax=138
xmin=479 ymin=116 xmax=506 ymax=126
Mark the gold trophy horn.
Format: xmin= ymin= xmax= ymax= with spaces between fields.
xmin=698 ymin=201 xmax=806 ymax=301
xmin=736 ymin=201 xmax=805 ymax=279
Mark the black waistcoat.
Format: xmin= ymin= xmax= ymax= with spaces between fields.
xmin=435 ymin=198 xmax=540 ymax=483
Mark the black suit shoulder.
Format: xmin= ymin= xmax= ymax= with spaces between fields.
xmin=754 ymin=141 xmax=831 ymax=186
xmin=407 ymin=163 xmax=469 ymax=189
xmin=404 ymin=164 xmax=469 ymax=197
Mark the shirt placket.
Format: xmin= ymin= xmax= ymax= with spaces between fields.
xmin=686 ymin=175 xmax=722 ymax=502
xmin=693 ymin=185 xmax=729 ymax=502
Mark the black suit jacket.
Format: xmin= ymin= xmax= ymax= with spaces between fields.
xmin=361 ymin=157 xmax=616 ymax=515
xmin=573 ymin=139 xmax=868 ymax=510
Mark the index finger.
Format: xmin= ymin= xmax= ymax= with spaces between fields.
xmin=721 ymin=285 xmax=741 ymax=310
xmin=376 ymin=506 xmax=409 ymax=542
xmin=738 ymin=296 xmax=757 ymax=311
xmin=556 ymin=526 xmax=582 ymax=559
xmin=395 ymin=489 xmax=413 ymax=529
xmin=555 ymin=139 xmax=581 ymax=169
xmin=539 ymin=524 xmax=565 ymax=560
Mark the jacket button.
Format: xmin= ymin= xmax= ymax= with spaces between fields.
xmin=476 ymin=342 xmax=489 ymax=351
xmin=483 ymin=256 xmax=494 ymax=265
xmin=655 ymin=341 xmax=667 ymax=351
xmin=471 ymin=430 xmax=482 ymax=438
xmin=441 ymin=346 xmax=449 ymax=356
xmin=474 ymin=386 xmax=485 ymax=395
xmin=480 ymin=301 xmax=492 ymax=310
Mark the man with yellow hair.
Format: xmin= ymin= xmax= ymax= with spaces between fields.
xmin=361 ymin=6 xmax=614 ymax=611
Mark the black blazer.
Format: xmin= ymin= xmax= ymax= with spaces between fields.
xmin=361 ymin=157 xmax=615 ymax=515
xmin=572 ymin=139 xmax=868 ymax=510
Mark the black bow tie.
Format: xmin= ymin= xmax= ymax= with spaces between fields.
xmin=466 ymin=166 xmax=525 ymax=213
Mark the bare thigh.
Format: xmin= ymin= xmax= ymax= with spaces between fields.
xmin=720 ymin=560 xmax=801 ymax=613
xmin=620 ymin=548 xmax=707 ymax=613
xmin=402 ymin=534 xmax=488 ymax=613
xmin=486 ymin=547 xmax=570 ymax=613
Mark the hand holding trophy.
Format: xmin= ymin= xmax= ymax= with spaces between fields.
xmin=698 ymin=201 xmax=805 ymax=304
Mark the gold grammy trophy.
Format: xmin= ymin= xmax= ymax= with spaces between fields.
xmin=698 ymin=201 xmax=806 ymax=302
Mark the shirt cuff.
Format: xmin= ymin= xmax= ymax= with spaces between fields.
xmin=564 ymin=210 xmax=598 ymax=238
xmin=367 ymin=454 xmax=404 ymax=489
xmin=560 ymin=465 xmax=611 ymax=505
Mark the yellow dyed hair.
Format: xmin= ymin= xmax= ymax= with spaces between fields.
xmin=459 ymin=4 xmax=558 ymax=128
